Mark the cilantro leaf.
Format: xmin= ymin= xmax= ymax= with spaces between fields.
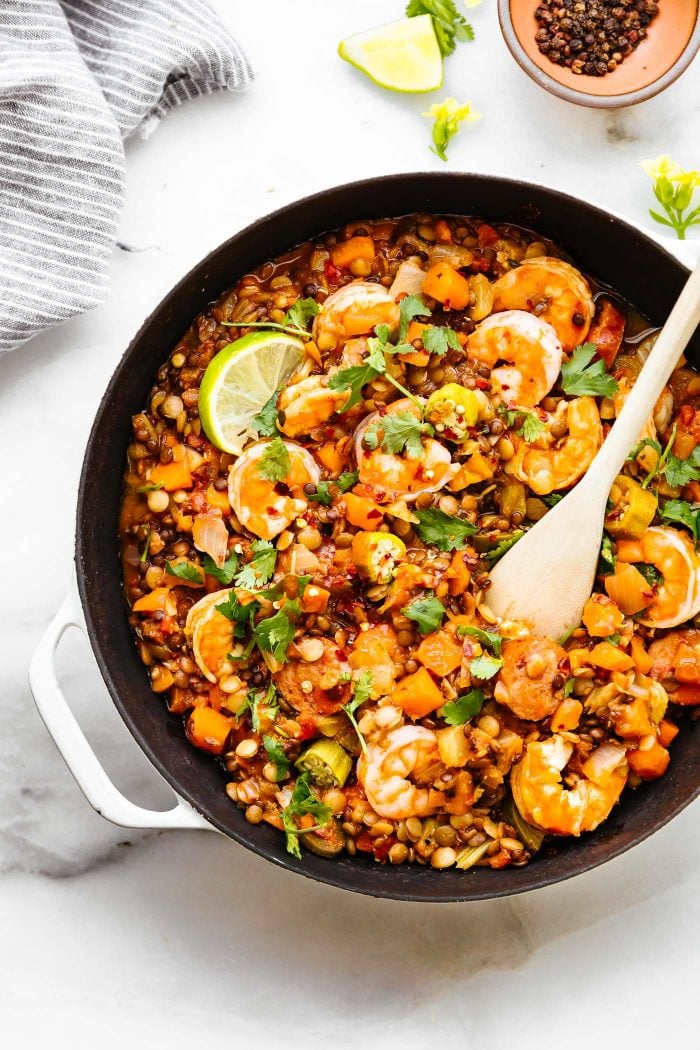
xmin=637 ymin=562 xmax=664 ymax=587
xmin=136 ymin=482 xmax=163 ymax=493
xmin=202 ymin=549 xmax=238 ymax=585
xmin=402 ymin=593 xmax=446 ymax=635
xmin=664 ymin=446 xmax=700 ymax=488
xmin=414 ymin=507 xmax=478 ymax=551
xmin=560 ymin=343 xmax=619 ymax=398
xmin=329 ymin=359 xmax=383 ymax=412
xmin=281 ymin=772 xmax=332 ymax=859
xmin=337 ymin=470 xmax=359 ymax=492
xmin=406 ymin=0 xmax=475 ymax=57
xmin=541 ymin=493 xmax=563 ymax=508
xmin=442 ymin=688 xmax=485 ymax=726
xmin=253 ymin=601 xmax=299 ymax=663
xmin=422 ymin=325 xmax=461 ymax=357
xmin=296 ymin=574 xmax=312 ymax=597
xmin=457 ymin=625 xmax=502 ymax=657
xmin=257 ymin=437 xmax=291 ymax=482
xmin=598 ymin=533 xmax=615 ymax=576
xmin=469 ymin=654 xmax=503 ymax=679
xmin=307 ymin=481 xmax=332 ymax=506
xmin=660 ymin=498 xmax=700 ymax=542
xmin=563 ymin=678 xmax=576 ymax=698
xmin=239 ymin=682 xmax=279 ymax=731
xmin=252 ymin=388 xmax=281 ymax=437
xmin=364 ymin=411 xmax=433 ymax=459
xmin=215 ymin=591 xmax=258 ymax=639
xmin=235 ymin=540 xmax=277 ymax=590
xmin=263 ymin=735 xmax=291 ymax=780
xmin=165 ymin=560 xmax=204 ymax=584
xmin=342 ymin=670 xmax=373 ymax=755
xmin=482 ymin=530 xmax=524 ymax=565
xmin=283 ymin=297 xmax=320 ymax=331
xmin=518 ymin=412 xmax=546 ymax=442
xmin=398 ymin=294 xmax=431 ymax=341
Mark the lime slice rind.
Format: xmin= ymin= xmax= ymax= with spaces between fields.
xmin=198 ymin=332 xmax=305 ymax=455
xmin=339 ymin=15 xmax=443 ymax=94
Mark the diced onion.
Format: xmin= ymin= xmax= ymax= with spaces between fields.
xmin=193 ymin=512 xmax=229 ymax=568
xmin=388 ymin=261 xmax=426 ymax=299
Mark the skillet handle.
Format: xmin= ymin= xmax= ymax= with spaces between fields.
xmin=29 ymin=588 xmax=214 ymax=832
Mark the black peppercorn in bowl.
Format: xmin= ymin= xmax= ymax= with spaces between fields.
xmin=498 ymin=0 xmax=700 ymax=108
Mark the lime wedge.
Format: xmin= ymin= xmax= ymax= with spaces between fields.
xmin=198 ymin=331 xmax=305 ymax=455
xmin=338 ymin=15 xmax=443 ymax=93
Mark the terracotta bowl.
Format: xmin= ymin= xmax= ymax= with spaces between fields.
xmin=498 ymin=0 xmax=700 ymax=107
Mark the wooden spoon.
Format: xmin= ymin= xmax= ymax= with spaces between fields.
xmin=486 ymin=260 xmax=700 ymax=639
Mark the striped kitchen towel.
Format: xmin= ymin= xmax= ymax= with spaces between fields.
xmin=0 ymin=0 xmax=253 ymax=354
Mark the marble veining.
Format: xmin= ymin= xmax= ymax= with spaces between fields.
xmin=0 ymin=1 xmax=697 ymax=1045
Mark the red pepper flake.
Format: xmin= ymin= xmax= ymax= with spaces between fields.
xmin=475 ymin=377 xmax=490 ymax=390
xmin=367 ymin=509 xmax=382 ymax=520
xmin=324 ymin=260 xmax=342 ymax=282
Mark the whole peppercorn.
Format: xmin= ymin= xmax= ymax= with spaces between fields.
xmin=534 ymin=0 xmax=660 ymax=75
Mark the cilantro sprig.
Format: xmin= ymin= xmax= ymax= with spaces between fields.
xmin=329 ymin=323 xmax=421 ymax=411
xmin=482 ymin=531 xmax=524 ymax=566
xmin=469 ymin=654 xmax=503 ymax=680
xmin=342 ymin=670 xmax=373 ymax=756
xmin=203 ymin=549 xmax=238 ymax=585
xmin=560 ymin=343 xmax=619 ymax=398
xmin=628 ymin=425 xmax=700 ymax=491
xmin=223 ymin=296 xmax=319 ymax=340
xmin=252 ymin=388 xmax=281 ymax=437
xmin=442 ymin=688 xmax=484 ymax=726
xmin=364 ymin=411 xmax=434 ymax=459
xmin=253 ymin=600 xmax=300 ymax=664
xmin=414 ymin=507 xmax=478 ymax=551
xmin=257 ymin=437 xmax=291 ymax=482
xmin=397 ymin=294 xmax=431 ymax=341
xmin=402 ymin=593 xmax=446 ymax=635
xmin=165 ymin=560 xmax=204 ymax=584
xmin=457 ymin=625 xmax=502 ymax=657
xmin=235 ymin=540 xmax=277 ymax=590
xmin=281 ymin=772 xmax=332 ymax=859
xmin=423 ymin=325 xmax=462 ymax=356
xmin=660 ymin=498 xmax=700 ymax=543
xmin=263 ymin=735 xmax=291 ymax=781
xmin=406 ymin=0 xmax=475 ymax=57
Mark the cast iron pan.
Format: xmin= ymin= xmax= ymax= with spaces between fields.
xmin=76 ymin=173 xmax=699 ymax=902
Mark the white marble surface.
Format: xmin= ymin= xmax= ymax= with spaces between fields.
xmin=1 ymin=1 xmax=699 ymax=1046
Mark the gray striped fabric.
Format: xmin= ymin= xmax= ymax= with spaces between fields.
xmin=0 ymin=0 xmax=253 ymax=354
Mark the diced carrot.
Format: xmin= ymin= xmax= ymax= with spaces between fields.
xmin=587 ymin=299 xmax=626 ymax=369
xmin=628 ymin=741 xmax=670 ymax=780
xmin=304 ymin=340 xmax=322 ymax=366
xmin=611 ymin=696 xmax=654 ymax=739
xmin=550 ymin=697 xmax=583 ymax=732
xmin=150 ymin=460 xmax=193 ymax=492
xmin=415 ymin=630 xmax=464 ymax=676
xmin=398 ymin=348 xmax=431 ymax=367
xmin=604 ymin=563 xmax=655 ymax=616
xmin=344 ymin=492 xmax=384 ymax=530
xmin=445 ymin=550 xmax=471 ymax=596
xmin=185 ymin=706 xmax=235 ymax=754
xmin=301 ymin=585 xmax=330 ymax=614
xmin=206 ymin=483 xmax=231 ymax=515
xmin=630 ymin=635 xmax=653 ymax=674
xmin=673 ymin=643 xmax=700 ymax=684
xmin=132 ymin=587 xmax=171 ymax=613
xmin=671 ymin=684 xmax=700 ymax=706
xmin=586 ymin=642 xmax=635 ymax=672
xmin=448 ymin=451 xmax=495 ymax=491
xmin=330 ymin=236 xmax=375 ymax=269
xmin=422 ymin=262 xmax=471 ymax=310
xmin=582 ymin=594 xmax=624 ymax=637
xmin=391 ymin=667 xmax=444 ymax=719
xmin=658 ymin=719 xmax=680 ymax=747
xmin=434 ymin=219 xmax=452 ymax=243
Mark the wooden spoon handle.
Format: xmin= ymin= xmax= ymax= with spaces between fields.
xmin=587 ymin=260 xmax=700 ymax=491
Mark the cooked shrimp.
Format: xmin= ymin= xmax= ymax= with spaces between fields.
xmin=511 ymin=735 xmax=628 ymax=836
xmin=278 ymin=375 xmax=349 ymax=438
xmin=274 ymin=636 xmax=353 ymax=715
xmin=358 ymin=725 xmax=446 ymax=820
xmin=313 ymin=281 xmax=400 ymax=350
xmin=614 ymin=378 xmax=674 ymax=473
xmin=649 ymin=628 xmax=700 ymax=684
xmin=505 ymin=396 xmax=603 ymax=495
xmin=616 ymin=527 xmax=700 ymax=629
xmin=354 ymin=398 xmax=458 ymax=503
xmin=228 ymin=439 xmax=320 ymax=540
xmin=466 ymin=310 xmax=563 ymax=407
xmin=490 ymin=257 xmax=594 ymax=351
xmin=494 ymin=638 xmax=567 ymax=721
xmin=186 ymin=589 xmax=248 ymax=687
